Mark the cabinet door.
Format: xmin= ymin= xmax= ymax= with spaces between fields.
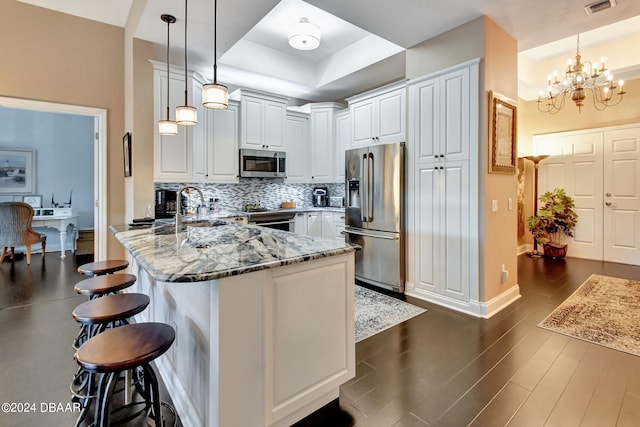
xmin=294 ymin=212 xmax=307 ymax=235
xmin=264 ymin=100 xmax=286 ymax=149
xmin=310 ymin=108 xmax=333 ymax=182
xmin=409 ymin=77 xmax=439 ymax=163
xmin=413 ymin=161 xmax=469 ymax=301
xmin=351 ymin=99 xmax=375 ymax=146
xmin=377 ymin=88 xmax=405 ymax=144
xmin=307 ymin=212 xmax=322 ymax=237
xmin=333 ymin=212 xmax=346 ymax=241
xmin=154 ymin=72 xmax=192 ymax=181
xmin=440 ymin=67 xmax=469 ymax=162
xmin=321 ymin=211 xmax=334 ymax=239
xmin=334 ymin=111 xmax=351 ymax=183
xmin=284 ymin=113 xmax=309 ymax=183
xmin=207 ymin=102 xmax=239 ymax=182
xmin=241 ymin=97 xmax=264 ymax=149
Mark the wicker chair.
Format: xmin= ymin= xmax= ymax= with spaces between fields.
xmin=0 ymin=202 xmax=47 ymax=265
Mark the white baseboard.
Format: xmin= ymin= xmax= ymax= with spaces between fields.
xmin=405 ymin=284 xmax=521 ymax=319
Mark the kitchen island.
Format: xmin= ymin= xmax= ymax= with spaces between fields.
xmin=110 ymin=219 xmax=356 ymax=427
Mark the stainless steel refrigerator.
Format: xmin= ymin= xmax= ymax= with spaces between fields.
xmin=344 ymin=142 xmax=405 ymax=292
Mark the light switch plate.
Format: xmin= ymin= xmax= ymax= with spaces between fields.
xmin=491 ymin=200 xmax=498 ymax=212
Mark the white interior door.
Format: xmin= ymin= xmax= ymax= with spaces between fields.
xmin=603 ymin=127 xmax=640 ymax=264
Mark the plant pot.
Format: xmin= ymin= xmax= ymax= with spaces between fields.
xmin=543 ymin=242 xmax=567 ymax=259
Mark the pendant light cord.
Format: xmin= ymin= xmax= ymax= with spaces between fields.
xmin=213 ymin=0 xmax=218 ymax=84
xmin=184 ymin=0 xmax=188 ymax=105
xmin=166 ymin=17 xmax=171 ymax=121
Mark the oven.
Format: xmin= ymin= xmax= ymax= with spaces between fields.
xmin=247 ymin=211 xmax=296 ymax=232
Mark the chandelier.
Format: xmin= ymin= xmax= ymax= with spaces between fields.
xmin=537 ymin=34 xmax=626 ymax=114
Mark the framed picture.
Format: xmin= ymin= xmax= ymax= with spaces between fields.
xmin=22 ymin=194 xmax=42 ymax=208
xmin=488 ymin=91 xmax=517 ymax=174
xmin=123 ymin=132 xmax=132 ymax=177
xmin=0 ymin=148 xmax=36 ymax=194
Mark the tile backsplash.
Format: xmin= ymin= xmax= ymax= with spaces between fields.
xmin=155 ymin=180 xmax=345 ymax=211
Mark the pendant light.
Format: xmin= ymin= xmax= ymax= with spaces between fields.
xmin=202 ymin=0 xmax=228 ymax=109
xmin=175 ymin=0 xmax=198 ymax=125
xmin=158 ymin=14 xmax=178 ymax=135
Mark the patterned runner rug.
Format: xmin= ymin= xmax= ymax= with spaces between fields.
xmin=355 ymin=285 xmax=426 ymax=342
xmin=539 ymin=274 xmax=640 ymax=356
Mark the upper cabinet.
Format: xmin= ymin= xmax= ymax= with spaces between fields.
xmin=283 ymin=111 xmax=309 ymax=183
xmin=347 ymin=81 xmax=406 ymax=147
xmin=153 ymin=63 xmax=204 ymax=182
xmin=193 ymin=100 xmax=240 ymax=183
xmin=309 ymin=103 xmax=344 ymax=182
xmin=407 ymin=67 xmax=471 ymax=164
xmin=237 ymin=89 xmax=288 ymax=150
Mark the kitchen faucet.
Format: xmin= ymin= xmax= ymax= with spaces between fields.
xmin=176 ymin=185 xmax=205 ymax=233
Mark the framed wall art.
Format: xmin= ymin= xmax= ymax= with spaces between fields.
xmin=123 ymin=132 xmax=132 ymax=177
xmin=22 ymin=194 xmax=43 ymax=208
xmin=0 ymin=148 xmax=36 ymax=194
xmin=488 ymin=91 xmax=517 ymax=174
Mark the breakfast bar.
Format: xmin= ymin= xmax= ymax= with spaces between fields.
xmin=110 ymin=219 xmax=356 ymax=427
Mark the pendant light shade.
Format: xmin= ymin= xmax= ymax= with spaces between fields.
xmin=176 ymin=0 xmax=197 ymax=125
xmin=203 ymin=0 xmax=228 ymax=110
xmin=159 ymin=14 xmax=178 ymax=135
xmin=288 ymin=17 xmax=321 ymax=50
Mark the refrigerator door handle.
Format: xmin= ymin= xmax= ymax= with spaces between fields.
xmin=344 ymin=229 xmax=399 ymax=240
xmin=368 ymin=152 xmax=374 ymax=222
xmin=362 ymin=153 xmax=368 ymax=222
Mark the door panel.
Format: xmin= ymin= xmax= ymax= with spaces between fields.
xmin=366 ymin=143 xmax=403 ymax=233
xmin=345 ymin=229 xmax=403 ymax=292
xmin=442 ymin=162 xmax=469 ymax=301
xmin=416 ymin=165 xmax=438 ymax=294
xmin=604 ymin=128 xmax=640 ymax=264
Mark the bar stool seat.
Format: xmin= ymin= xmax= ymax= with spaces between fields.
xmin=70 ymin=293 xmax=150 ymax=411
xmin=75 ymin=323 xmax=175 ymax=427
xmin=72 ymin=293 xmax=150 ymax=349
xmin=78 ymin=260 xmax=129 ymax=276
xmin=74 ymin=274 xmax=137 ymax=299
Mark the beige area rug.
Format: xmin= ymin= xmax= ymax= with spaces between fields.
xmin=539 ymin=274 xmax=640 ymax=356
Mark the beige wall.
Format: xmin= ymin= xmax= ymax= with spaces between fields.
xmin=1 ymin=0 xmax=126 ymax=258
xmin=482 ymin=18 xmax=519 ymax=301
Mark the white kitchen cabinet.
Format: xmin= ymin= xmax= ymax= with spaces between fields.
xmin=406 ymin=59 xmax=480 ymax=314
xmin=306 ymin=211 xmax=322 ymax=237
xmin=193 ymin=100 xmax=240 ymax=182
xmin=294 ymin=212 xmax=307 ymax=235
xmin=153 ymin=63 xmax=204 ymax=181
xmin=334 ymin=109 xmax=351 ymax=183
xmin=284 ymin=111 xmax=309 ymax=183
xmin=309 ymin=103 xmax=344 ymax=182
xmin=408 ymin=67 xmax=470 ymax=164
xmin=348 ymin=81 xmax=406 ymax=147
xmin=237 ymin=89 xmax=288 ymax=150
xmin=321 ymin=211 xmax=334 ymax=239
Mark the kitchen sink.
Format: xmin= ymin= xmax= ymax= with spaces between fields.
xmin=184 ymin=219 xmax=227 ymax=228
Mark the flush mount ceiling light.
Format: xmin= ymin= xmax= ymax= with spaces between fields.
xmin=288 ymin=17 xmax=321 ymax=50
xmin=176 ymin=0 xmax=198 ymax=125
xmin=158 ymin=14 xmax=178 ymax=135
xmin=537 ymin=34 xmax=626 ymax=114
xmin=202 ymin=0 xmax=228 ymax=109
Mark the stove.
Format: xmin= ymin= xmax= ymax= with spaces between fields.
xmin=245 ymin=209 xmax=296 ymax=232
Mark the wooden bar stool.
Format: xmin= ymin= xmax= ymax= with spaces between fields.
xmin=70 ymin=293 xmax=150 ymax=416
xmin=75 ymin=323 xmax=175 ymax=427
xmin=74 ymin=274 xmax=137 ymax=300
xmin=78 ymin=260 xmax=129 ymax=276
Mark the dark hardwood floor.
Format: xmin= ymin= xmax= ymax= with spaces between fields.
xmin=1 ymin=253 xmax=639 ymax=426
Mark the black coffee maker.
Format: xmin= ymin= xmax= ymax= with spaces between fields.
xmin=312 ymin=187 xmax=328 ymax=207
xmin=155 ymin=189 xmax=178 ymax=219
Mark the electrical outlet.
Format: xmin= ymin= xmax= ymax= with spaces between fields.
xmin=501 ymin=264 xmax=509 ymax=283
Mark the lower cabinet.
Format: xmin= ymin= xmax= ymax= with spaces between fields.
xmin=296 ymin=211 xmax=345 ymax=240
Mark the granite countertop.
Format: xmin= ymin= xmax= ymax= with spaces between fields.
xmin=110 ymin=219 xmax=355 ymax=283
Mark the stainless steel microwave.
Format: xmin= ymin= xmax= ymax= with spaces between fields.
xmin=239 ymin=149 xmax=286 ymax=178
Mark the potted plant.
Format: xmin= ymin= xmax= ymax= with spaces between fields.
xmin=527 ymin=188 xmax=578 ymax=259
